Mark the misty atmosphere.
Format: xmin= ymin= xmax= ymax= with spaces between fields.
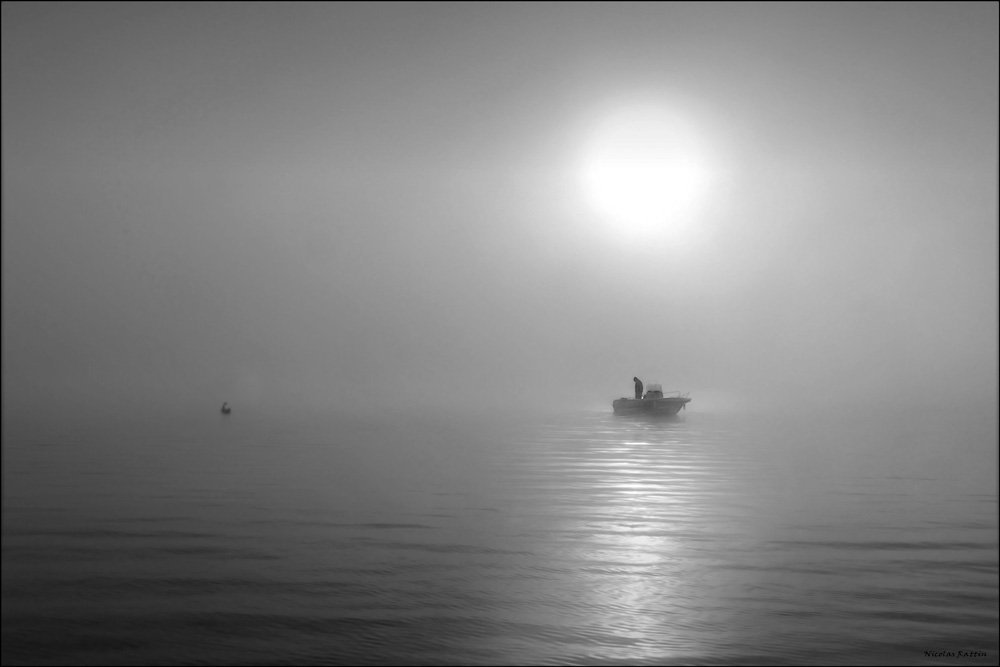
xmin=2 ymin=3 xmax=997 ymax=666
xmin=3 ymin=2 xmax=996 ymax=418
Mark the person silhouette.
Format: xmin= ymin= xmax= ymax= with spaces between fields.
xmin=633 ymin=377 xmax=643 ymax=400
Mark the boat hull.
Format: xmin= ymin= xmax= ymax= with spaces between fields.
xmin=612 ymin=397 xmax=690 ymax=416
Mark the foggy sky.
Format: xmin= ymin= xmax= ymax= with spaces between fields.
xmin=2 ymin=2 xmax=997 ymax=415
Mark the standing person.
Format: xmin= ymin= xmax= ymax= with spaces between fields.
xmin=633 ymin=377 xmax=643 ymax=400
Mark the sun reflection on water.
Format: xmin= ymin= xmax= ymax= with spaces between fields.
xmin=514 ymin=412 xmax=731 ymax=662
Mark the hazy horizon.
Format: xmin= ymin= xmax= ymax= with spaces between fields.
xmin=3 ymin=2 xmax=997 ymax=420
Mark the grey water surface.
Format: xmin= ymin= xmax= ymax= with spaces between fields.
xmin=2 ymin=406 xmax=997 ymax=665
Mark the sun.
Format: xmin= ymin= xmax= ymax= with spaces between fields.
xmin=579 ymin=105 xmax=711 ymax=240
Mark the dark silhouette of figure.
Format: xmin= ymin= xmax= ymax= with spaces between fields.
xmin=221 ymin=402 xmax=231 ymax=414
xmin=633 ymin=377 xmax=643 ymax=400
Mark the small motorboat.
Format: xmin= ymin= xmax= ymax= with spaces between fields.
xmin=613 ymin=384 xmax=690 ymax=416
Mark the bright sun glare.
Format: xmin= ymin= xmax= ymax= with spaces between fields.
xmin=580 ymin=105 xmax=711 ymax=241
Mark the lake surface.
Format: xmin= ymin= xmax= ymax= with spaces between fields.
xmin=2 ymin=404 xmax=997 ymax=665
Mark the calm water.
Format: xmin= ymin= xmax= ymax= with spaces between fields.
xmin=2 ymin=404 xmax=997 ymax=665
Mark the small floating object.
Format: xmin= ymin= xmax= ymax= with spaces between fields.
xmin=220 ymin=402 xmax=232 ymax=414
